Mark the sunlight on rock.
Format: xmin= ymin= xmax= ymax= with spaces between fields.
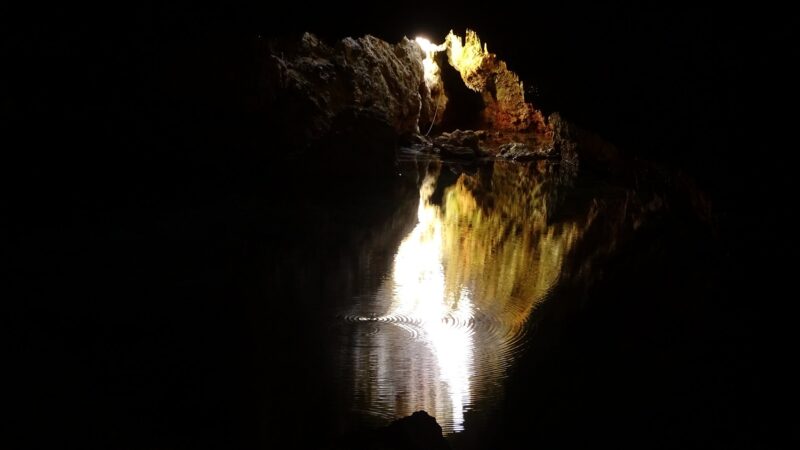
xmin=414 ymin=30 xmax=546 ymax=132
xmin=415 ymin=37 xmax=447 ymax=90
xmin=447 ymin=30 xmax=545 ymax=131
xmin=446 ymin=30 xmax=492 ymax=92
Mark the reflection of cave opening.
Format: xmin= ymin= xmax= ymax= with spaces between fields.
xmin=344 ymin=162 xmax=588 ymax=434
xmin=435 ymin=52 xmax=485 ymax=132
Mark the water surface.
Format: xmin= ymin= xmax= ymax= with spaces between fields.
xmin=331 ymin=160 xmax=591 ymax=433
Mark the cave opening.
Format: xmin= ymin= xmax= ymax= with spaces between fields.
xmin=434 ymin=51 xmax=485 ymax=133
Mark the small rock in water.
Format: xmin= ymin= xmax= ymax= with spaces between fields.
xmin=497 ymin=142 xmax=554 ymax=161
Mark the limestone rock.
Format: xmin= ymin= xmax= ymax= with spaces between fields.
xmin=497 ymin=142 xmax=555 ymax=161
xmin=433 ymin=129 xmax=485 ymax=158
xmin=263 ymin=33 xmax=435 ymax=147
xmin=445 ymin=30 xmax=549 ymax=133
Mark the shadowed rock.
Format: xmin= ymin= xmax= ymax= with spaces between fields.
xmin=383 ymin=411 xmax=451 ymax=450
xmin=433 ymin=129 xmax=487 ymax=159
xmin=549 ymin=112 xmax=619 ymax=167
xmin=336 ymin=411 xmax=451 ymax=450
xmin=263 ymin=33 xmax=435 ymax=148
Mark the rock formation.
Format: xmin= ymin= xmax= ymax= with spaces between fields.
xmin=445 ymin=30 xmax=548 ymax=134
xmin=549 ymin=112 xmax=619 ymax=167
xmin=433 ymin=129 xmax=486 ymax=159
xmin=497 ymin=142 xmax=555 ymax=161
xmin=335 ymin=410 xmax=451 ymax=450
xmin=261 ymin=30 xmax=615 ymax=169
xmin=263 ymin=33 xmax=435 ymax=147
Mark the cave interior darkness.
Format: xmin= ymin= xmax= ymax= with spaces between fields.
xmin=8 ymin=3 xmax=796 ymax=449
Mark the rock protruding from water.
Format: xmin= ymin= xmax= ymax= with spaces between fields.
xmin=432 ymin=129 xmax=486 ymax=159
xmin=336 ymin=411 xmax=451 ymax=450
xmin=383 ymin=411 xmax=451 ymax=450
xmin=498 ymin=142 xmax=555 ymax=161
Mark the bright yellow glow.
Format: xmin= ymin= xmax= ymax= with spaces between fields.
xmin=440 ymin=163 xmax=584 ymax=324
xmin=388 ymin=172 xmax=473 ymax=430
xmin=415 ymin=37 xmax=446 ymax=90
xmin=446 ymin=29 xmax=491 ymax=91
xmin=345 ymin=163 xmax=588 ymax=433
xmin=417 ymin=30 xmax=535 ymax=131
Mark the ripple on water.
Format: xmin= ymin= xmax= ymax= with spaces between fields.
xmin=334 ymin=162 xmax=586 ymax=434
xmin=338 ymin=295 xmax=536 ymax=434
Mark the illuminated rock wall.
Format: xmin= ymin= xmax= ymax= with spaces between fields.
xmin=445 ymin=30 xmax=549 ymax=134
xmin=264 ymin=30 xmax=553 ymax=154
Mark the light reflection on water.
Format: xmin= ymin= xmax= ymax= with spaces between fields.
xmin=340 ymin=161 xmax=587 ymax=433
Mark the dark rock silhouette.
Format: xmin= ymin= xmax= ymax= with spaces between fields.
xmin=383 ymin=411 xmax=451 ymax=450
xmin=549 ymin=112 xmax=618 ymax=167
xmin=435 ymin=50 xmax=485 ymax=132
xmin=336 ymin=411 xmax=451 ymax=450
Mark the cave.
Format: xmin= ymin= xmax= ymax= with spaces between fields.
xmin=15 ymin=11 xmax=781 ymax=450
xmin=434 ymin=51 xmax=485 ymax=132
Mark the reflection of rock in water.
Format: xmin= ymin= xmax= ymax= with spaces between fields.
xmin=442 ymin=161 xmax=584 ymax=325
xmin=340 ymin=161 xmax=589 ymax=433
